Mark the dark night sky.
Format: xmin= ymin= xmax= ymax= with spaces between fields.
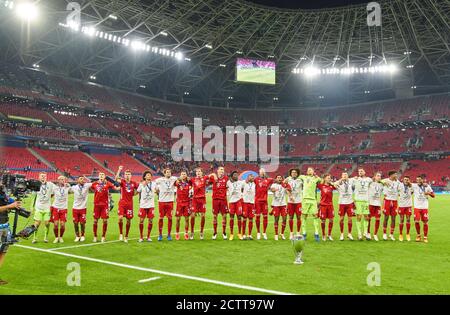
xmin=247 ymin=0 xmax=372 ymax=10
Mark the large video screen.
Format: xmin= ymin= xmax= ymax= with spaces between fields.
xmin=236 ymin=58 xmax=276 ymax=85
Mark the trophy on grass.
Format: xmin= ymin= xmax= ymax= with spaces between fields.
xmin=291 ymin=235 xmax=305 ymax=265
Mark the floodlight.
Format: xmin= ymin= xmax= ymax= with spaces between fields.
xmin=15 ymin=2 xmax=38 ymax=21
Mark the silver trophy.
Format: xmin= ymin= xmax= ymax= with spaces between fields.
xmin=291 ymin=235 xmax=305 ymax=265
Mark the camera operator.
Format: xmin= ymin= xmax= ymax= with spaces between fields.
xmin=32 ymin=173 xmax=56 ymax=244
xmin=0 ymin=190 xmax=22 ymax=285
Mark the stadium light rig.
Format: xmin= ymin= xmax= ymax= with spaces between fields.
xmin=57 ymin=24 xmax=184 ymax=61
xmin=292 ymin=64 xmax=398 ymax=76
xmin=14 ymin=1 xmax=38 ymax=21
xmin=2 ymin=0 xmax=14 ymax=9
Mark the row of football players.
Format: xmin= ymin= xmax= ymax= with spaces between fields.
xmin=30 ymin=165 xmax=434 ymax=244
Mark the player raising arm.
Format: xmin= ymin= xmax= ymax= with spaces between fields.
xmin=317 ymin=174 xmax=336 ymax=241
xmin=51 ymin=176 xmax=71 ymax=243
xmin=70 ymin=176 xmax=92 ymax=242
xmin=253 ymin=168 xmax=274 ymax=240
xmin=174 ymin=170 xmax=192 ymax=241
xmin=115 ymin=166 xmax=139 ymax=243
xmin=334 ymin=172 xmax=355 ymax=241
xmin=397 ymin=176 xmax=413 ymax=242
xmin=352 ymin=168 xmax=372 ymax=241
xmin=367 ymin=172 xmax=383 ymax=241
xmin=242 ymin=174 xmax=256 ymax=240
xmin=269 ymin=175 xmax=292 ymax=240
xmin=154 ymin=168 xmax=178 ymax=241
xmin=209 ymin=166 xmax=229 ymax=240
xmin=285 ymin=168 xmax=303 ymax=240
xmin=381 ymin=171 xmax=401 ymax=241
xmin=299 ymin=167 xmax=322 ymax=242
xmin=91 ymin=172 xmax=118 ymax=243
xmin=227 ymin=171 xmax=245 ymax=240
xmin=32 ymin=172 xmax=56 ymax=244
xmin=137 ymin=171 xmax=156 ymax=242
xmin=411 ymin=176 xmax=435 ymax=243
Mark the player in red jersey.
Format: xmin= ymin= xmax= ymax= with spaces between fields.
xmin=90 ymin=172 xmax=118 ymax=243
xmin=174 ymin=170 xmax=192 ymax=241
xmin=254 ymin=168 xmax=274 ymax=240
xmin=317 ymin=174 xmax=337 ymax=241
xmin=115 ymin=166 xmax=138 ymax=243
xmin=189 ymin=168 xmax=210 ymax=240
xmin=209 ymin=166 xmax=229 ymax=240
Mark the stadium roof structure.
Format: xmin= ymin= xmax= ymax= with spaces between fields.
xmin=0 ymin=0 xmax=449 ymax=108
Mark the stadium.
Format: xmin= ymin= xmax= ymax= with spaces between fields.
xmin=0 ymin=0 xmax=449 ymax=296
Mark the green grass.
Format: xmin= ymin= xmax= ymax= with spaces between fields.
xmin=237 ymin=68 xmax=275 ymax=84
xmin=1 ymin=193 xmax=449 ymax=295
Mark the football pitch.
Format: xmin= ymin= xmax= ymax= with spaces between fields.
xmin=1 ymin=194 xmax=449 ymax=295
xmin=237 ymin=68 xmax=275 ymax=85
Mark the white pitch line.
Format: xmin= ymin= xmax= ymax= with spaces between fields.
xmin=138 ymin=276 xmax=161 ymax=283
xmin=15 ymin=244 xmax=294 ymax=295
xmin=47 ymin=228 xmax=213 ymax=251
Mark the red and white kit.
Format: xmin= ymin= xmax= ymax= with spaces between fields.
xmin=209 ymin=175 xmax=229 ymax=215
xmin=190 ymin=175 xmax=209 ymax=213
xmin=92 ymin=181 xmax=114 ymax=219
xmin=71 ymin=183 xmax=92 ymax=224
xmin=118 ymin=180 xmax=138 ymax=219
xmin=51 ymin=185 xmax=71 ymax=222
xmin=137 ymin=181 xmax=155 ymax=219
xmin=175 ymin=180 xmax=192 ymax=217
xmin=383 ymin=179 xmax=400 ymax=216
xmin=155 ymin=176 xmax=177 ymax=218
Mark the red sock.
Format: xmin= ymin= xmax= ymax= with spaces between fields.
xmin=423 ymin=223 xmax=428 ymax=237
xmin=230 ymin=217 xmax=234 ymax=235
xmin=281 ymin=221 xmax=286 ymax=234
xmin=263 ymin=215 xmax=268 ymax=233
xmin=139 ymin=223 xmax=144 ymax=238
xmin=102 ymin=222 xmax=107 ymax=237
xmin=176 ymin=219 xmax=180 ymax=234
xmin=256 ymin=216 xmax=261 ymax=233
xmin=348 ymin=220 xmax=353 ymax=233
xmin=190 ymin=217 xmax=195 ymax=233
xmin=406 ymin=222 xmax=411 ymax=234
xmin=81 ymin=224 xmax=85 ymax=237
xmin=339 ymin=221 xmax=344 ymax=233
xmin=158 ymin=218 xmax=163 ymax=235
xmin=390 ymin=222 xmax=395 ymax=235
xmin=242 ymin=219 xmax=247 ymax=235
xmin=249 ymin=220 xmax=253 ymax=235
xmin=222 ymin=218 xmax=227 ymax=234
xmin=399 ymin=223 xmax=404 ymax=234
xmin=213 ymin=218 xmax=218 ymax=234
xmin=321 ymin=221 xmax=326 ymax=237
xmin=167 ymin=218 xmax=172 ymax=236
xmin=289 ymin=218 xmax=294 ymax=232
xmin=93 ymin=222 xmax=98 ymax=237
xmin=60 ymin=226 xmax=65 ymax=237
xmin=274 ymin=222 xmax=278 ymax=235
xmin=297 ymin=218 xmax=301 ymax=232
xmin=147 ymin=222 xmax=153 ymax=238
xmin=125 ymin=222 xmax=131 ymax=237
xmin=237 ymin=218 xmax=242 ymax=235
xmin=118 ymin=221 xmax=123 ymax=235
xmin=185 ymin=219 xmax=189 ymax=233
xmin=415 ymin=222 xmax=421 ymax=234
xmin=375 ymin=220 xmax=380 ymax=234
xmin=200 ymin=216 xmax=205 ymax=233
xmin=54 ymin=226 xmax=59 ymax=238
xmin=328 ymin=221 xmax=333 ymax=236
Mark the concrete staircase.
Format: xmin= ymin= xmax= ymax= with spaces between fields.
xmin=349 ymin=163 xmax=358 ymax=176
xmin=27 ymin=147 xmax=62 ymax=174
xmin=45 ymin=111 xmax=62 ymax=125
xmin=399 ymin=161 xmax=409 ymax=175
xmin=83 ymin=152 xmax=114 ymax=175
